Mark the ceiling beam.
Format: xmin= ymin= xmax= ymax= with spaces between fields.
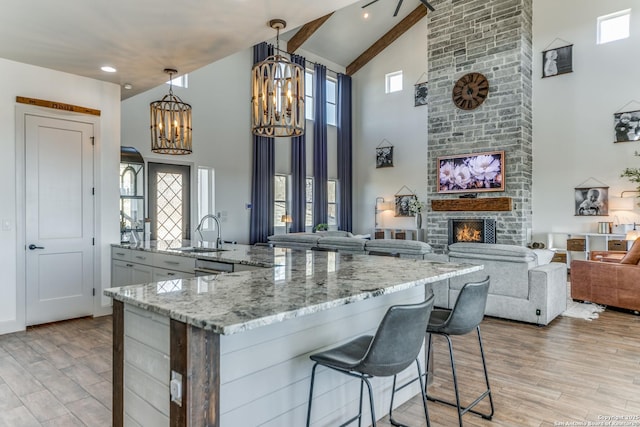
xmin=287 ymin=13 xmax=334 ymax=54
xmin=346 ymin=5 xmax=428 ymax=76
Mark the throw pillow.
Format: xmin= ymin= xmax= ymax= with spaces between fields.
xmin=620 ymin=237 xmax=640 ymax=264
xmin=532 ymin=249 xmax=554 ymax=265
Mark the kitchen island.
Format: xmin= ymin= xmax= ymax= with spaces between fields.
xmin=105 ymin=244 xmax=482 ymax=426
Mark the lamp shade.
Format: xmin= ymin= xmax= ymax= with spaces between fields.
xmin=609 ymin=197 xmax=634 ymax=211
xmin=626 ymin=229 xmax=640 ymax=241
xmin=281 ymin=215 xmax=293 ymax=223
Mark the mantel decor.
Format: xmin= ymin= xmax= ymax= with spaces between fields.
xmin=150 ymin=68 xmax=192 ymax=155
xmin=437 ymin=150 xmax=505 ymax=194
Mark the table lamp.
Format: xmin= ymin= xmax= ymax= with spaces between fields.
xmin=281 ymin=214 xmax=293 ymax=233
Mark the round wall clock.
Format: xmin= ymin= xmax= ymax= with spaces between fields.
xmin=452 ymin=72 xmax=489 ymax=110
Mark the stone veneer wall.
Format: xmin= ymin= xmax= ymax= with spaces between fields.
xmin=426 ymin=0 xmax=533 ymax=250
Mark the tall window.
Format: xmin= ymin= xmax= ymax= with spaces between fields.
xmin=385 ymin=70 xmax=403 ymax=93
xmin=597 ymin=9 xmax=631 ymax=44
xmin=148 ymin=163 xmax=191 ymax=240
xmin=275 ymin=174 xmax=288 ymax=229
xmin=304 ymin=70 xmax=337 ymax=125
xmin=328 ymin=179 xmax=338 ymax=226
xmin=326 ymin=78 xmax=337 ymax=126
xmin=305 ymin=71 xmax=314 ymax=120
xmin=305 ymin=177 xmax=313 ymax=227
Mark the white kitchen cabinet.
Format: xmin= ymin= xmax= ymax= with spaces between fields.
xmin=111 ymin=247 xmax=194 ymax=287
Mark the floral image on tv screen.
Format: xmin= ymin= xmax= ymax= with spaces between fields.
xmin=437 ymin=150 xmax=505 ymax=194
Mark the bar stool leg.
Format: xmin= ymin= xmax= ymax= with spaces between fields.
xmin=306 ymin=363 xmax=319 ymax=427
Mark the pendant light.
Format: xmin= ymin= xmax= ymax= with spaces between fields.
xmin=150 ymin=68 xmax=192 ymax=154
xmin=251 ymin=19 xmax=305 ymax=137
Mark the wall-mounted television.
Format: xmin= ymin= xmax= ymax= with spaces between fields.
xmin=437 ymin=150 xmax=505 ymax=194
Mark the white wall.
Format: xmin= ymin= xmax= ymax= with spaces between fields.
xmin=351 ymin=20 xmax=429 ymax=235
xmin=0 ymin=58 xmax=120 ymax=334
xmin=121 ymin=50 xmax=254 ymax=244
xmin=532 ymin=0 xmax=640 ymax=243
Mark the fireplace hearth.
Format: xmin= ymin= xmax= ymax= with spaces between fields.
xmin=448 ymin=219 xmax=496 ymax=245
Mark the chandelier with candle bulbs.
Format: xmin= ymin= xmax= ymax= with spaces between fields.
xmin=150 ymin=68 xmax=192 ymax=154
xmin=251 ymin=19 xmax=305 ymax=137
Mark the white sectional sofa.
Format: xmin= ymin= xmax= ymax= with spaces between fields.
xmin=442 ymin=243 xmax=567 ymax=326
xmin=267 ymin=231 xmax=438 ymax=259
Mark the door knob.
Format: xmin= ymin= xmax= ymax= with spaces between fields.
xmin=28 ymin=244 xmax=45 ymax=250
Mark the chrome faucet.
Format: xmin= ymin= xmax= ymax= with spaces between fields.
xmin=195 ymin=214 xmax=222 ymax=248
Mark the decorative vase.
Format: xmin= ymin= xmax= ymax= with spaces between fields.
xmin=415 ymin=213 xmax=422 ymax=229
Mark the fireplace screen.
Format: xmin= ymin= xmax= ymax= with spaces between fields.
xmin=448 ymin=219 xmax=496 ymax=245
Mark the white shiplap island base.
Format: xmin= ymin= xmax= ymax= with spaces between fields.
xmin=105 ymin=246 xmax=482 ymax=427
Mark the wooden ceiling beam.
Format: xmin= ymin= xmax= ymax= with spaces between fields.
xmin=346 ymin=5 xmax=428 ymax=76
xmin=287 ymin=13 xmax=334 ymax=54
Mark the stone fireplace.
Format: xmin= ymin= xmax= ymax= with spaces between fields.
xmin=448 ymin=219 xmax=496 ymax=245
xmin=425 ymin=0 xmax=533 ymax=250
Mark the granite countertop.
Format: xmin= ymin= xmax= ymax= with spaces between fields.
xmin=105 ymin=247 xmax=482 ymax=336
xmin=112 ymin=240 xmax=277 ymax=268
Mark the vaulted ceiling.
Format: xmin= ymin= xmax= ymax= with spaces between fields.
xmin=0 ymin=0 xmax=430 ymax=99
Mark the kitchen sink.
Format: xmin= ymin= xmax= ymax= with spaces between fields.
xmin=175 ymin=247 xmax=228 ymax=253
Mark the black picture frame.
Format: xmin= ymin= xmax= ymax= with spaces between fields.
xmin=542 ymin=45 xmax=573 ymax=78
xmin=574 ymin=186 xmax=609 ymax=216
xmin=376 ymin=146 xmax=393 ymax=168
xmin=613 ymin=110 xmax=640 ymax=143
xmin=394 ymin=194 xmax=416 ymax=217
xmin=414 ymin=82 xmax=428 ymax=106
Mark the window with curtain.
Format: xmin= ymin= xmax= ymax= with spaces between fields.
xmin=274 ymin=174 xmax=288 ymax=229
xmin=305 ymin=177 xmax=313 ymax=228
xmin=328 ymin=179 xmax=338 ymax=226
xmin=304 ymin=70 xmax=337 ymax=126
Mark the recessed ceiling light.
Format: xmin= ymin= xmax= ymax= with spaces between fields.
xmin=101 ymin=66 xmax=117 ymax=73
xmin=363 ymin=11 xmax=370 ymax=19
xmin=123 ymin=83 xmax=133 ymax=90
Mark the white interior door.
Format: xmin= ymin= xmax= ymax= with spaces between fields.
xmin=25 ymin=114 xmax=94 ymax=325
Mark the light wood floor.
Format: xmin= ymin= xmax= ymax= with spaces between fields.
xmin=0 ymin=309 xmax=639 ymax=426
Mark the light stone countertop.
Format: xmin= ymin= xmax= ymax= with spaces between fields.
xmin=105 ymin=245 xmax=482 ymax=335
xmin=112 ymin=240 xmax=279 ymax=268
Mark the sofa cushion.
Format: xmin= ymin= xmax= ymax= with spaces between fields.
xmin=315 ymin=230 xmax=354 ymax=238
xmin=448 ymin=243 xmax=537 ymax=267
xmin=533 ymin=249 xmax=555 ymax=265
xmin=448 ymin=243 xmax=536 ymax=299
xmin=365 ymin=239 xmax=432 ymax=255
xmin=620 ymin=237 xmax=640 ymax=264
xmin=267 ymin=233 xmax=320 ymax=247
xmin=317 ymin=236 xmax=367 ymax=251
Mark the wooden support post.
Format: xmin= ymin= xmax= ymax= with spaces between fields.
xmin=112 ymin=300 xmax=124 ymax=427
xmin=170 ymin=320 xmax=220 ymax=427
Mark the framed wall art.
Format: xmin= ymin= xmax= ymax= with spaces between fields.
xmin=394 ymin=194 xmax=416 ymax=217
xmin=437 ymin=150 xmax=505 ymax=194
xmin=414 ymin=81 xmax=428 ymax=106
xmin=542 ymin=44 xmax=573 ymax=78
xmin=375 ymin=139 xmax=394 ymax=168
xmin=613 ymin=110 xmax=640 ymax=142
xmin=574 ymin=186 xmax=608 ymax=216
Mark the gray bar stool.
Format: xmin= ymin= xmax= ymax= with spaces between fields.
xmin=305 ymin=295 xmax=435 ymax=427
xmin=425 ymin=277 xmax=494 ymax=426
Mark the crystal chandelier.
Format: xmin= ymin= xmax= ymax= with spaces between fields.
xmin=150 ymin=68 xmax=192 ymax=154
xmin=251 ymin=19 xmax=305 ymax=137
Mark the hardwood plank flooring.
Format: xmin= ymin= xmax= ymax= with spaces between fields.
xmin=0 ymin=309 xmax=638 ymax=426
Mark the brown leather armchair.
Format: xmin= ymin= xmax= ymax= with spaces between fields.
xmin=570 ymin=239 xmax=640 ymax=311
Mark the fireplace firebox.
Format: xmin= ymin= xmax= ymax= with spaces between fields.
xmin=448 ymin=219 xmax=496 ymax=245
